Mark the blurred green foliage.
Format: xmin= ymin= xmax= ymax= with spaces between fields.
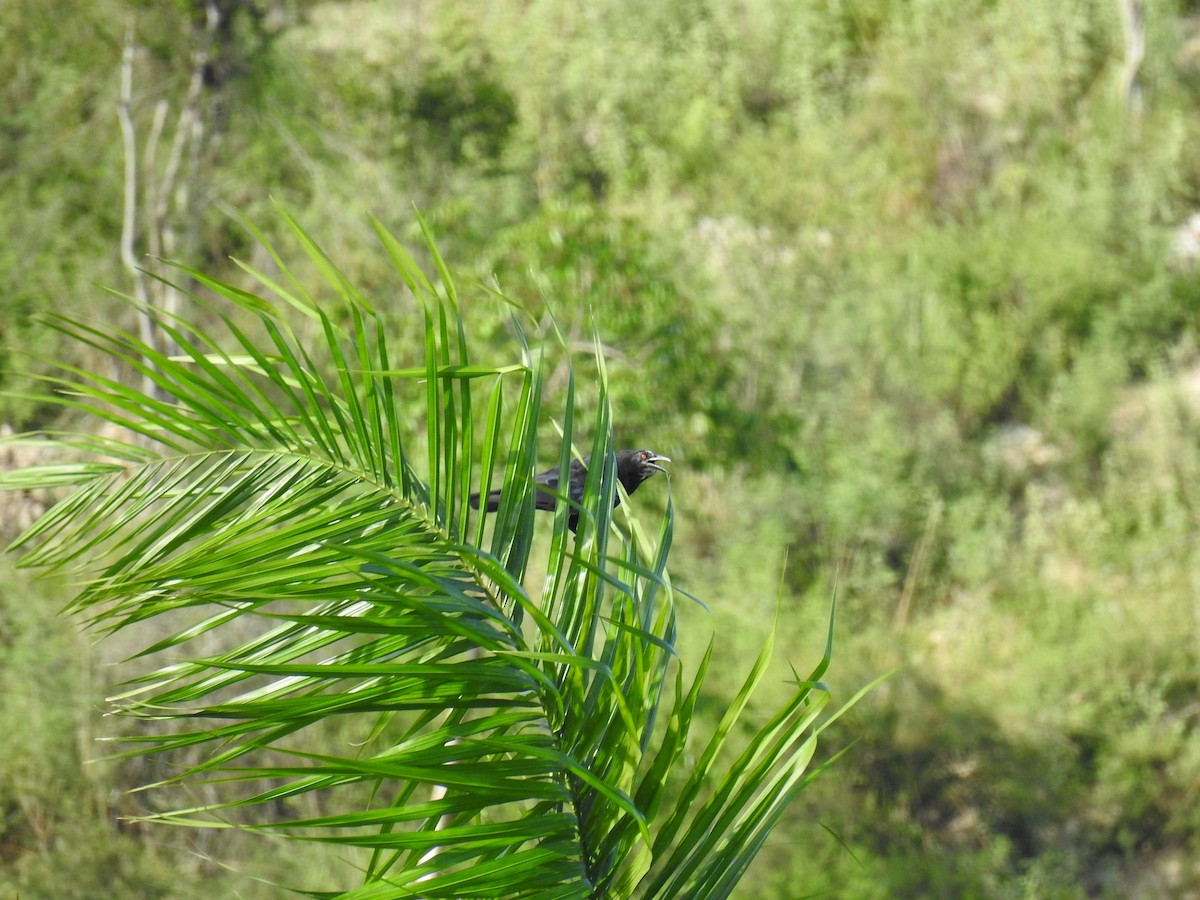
xmin=3 ymin=0 xmax=1200 ymax=895
xmin=0 ymin=563 xmax=348 ymax=898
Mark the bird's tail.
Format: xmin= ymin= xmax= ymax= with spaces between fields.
xmin=468 ymin=490 xmax=502 ymax=512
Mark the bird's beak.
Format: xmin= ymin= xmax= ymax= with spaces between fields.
xmin=647 ymin=453 xmax=671 ymax=474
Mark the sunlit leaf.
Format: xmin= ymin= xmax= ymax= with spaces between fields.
xmin=1 ymin=211 xmax=868 ymax=898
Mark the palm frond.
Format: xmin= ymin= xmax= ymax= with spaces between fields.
xmin=1 ymin=211 xmax=869 ymax=898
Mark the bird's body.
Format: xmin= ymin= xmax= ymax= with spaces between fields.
xmin=469 ymin=448 xmax=669 ymax=532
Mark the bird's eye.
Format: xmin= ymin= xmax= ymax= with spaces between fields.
xmin=641 ymin=451 xmax=649 ymax=460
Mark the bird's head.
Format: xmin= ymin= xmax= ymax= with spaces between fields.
xmin=616 ymin=448 xmax=671 ymax=490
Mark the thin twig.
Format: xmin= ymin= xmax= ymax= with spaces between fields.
xmin=1119 ymin=0 xmax=1145 ymax=122
xmin=117 ymin=29 xmax=157 ymax=399
xmin=143 ymin=99 xmax=169 ymax=271
xmin=893 ymin=496 xmax=943 ymax=632
xmin=158 ymin=3 xmax=217 ymax=328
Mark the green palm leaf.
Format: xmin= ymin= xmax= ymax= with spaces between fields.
xmin=0 ymin=210 xmax=868 ymax=898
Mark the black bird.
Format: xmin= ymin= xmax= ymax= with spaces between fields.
xmin=469 ymin=449 xmax=670 ymax=532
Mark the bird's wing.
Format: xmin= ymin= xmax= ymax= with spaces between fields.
xmin=532 ymin=464 xmax=562 ymax=510
xmin=532 ymin=458 xmax=591 ymax=509
xmin=533 ymin=465 xmax=561 ymax=490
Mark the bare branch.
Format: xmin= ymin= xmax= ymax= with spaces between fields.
xmin=1119 ymin=0 xmax=1145 ymax=122
xmin=158 ymin=1 xmax=221 ymax=325
xmin=143 ymin=99 xmax=169 ymax=268
xmin=117 ymin=29 xmax=158 ymax=399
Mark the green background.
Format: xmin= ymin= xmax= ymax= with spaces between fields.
xmin=2 ymin=0 xmax=1199 ymax=896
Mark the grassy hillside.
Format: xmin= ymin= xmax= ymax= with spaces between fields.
xmin=2 ymin=0 xmax=1199 ymax=895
